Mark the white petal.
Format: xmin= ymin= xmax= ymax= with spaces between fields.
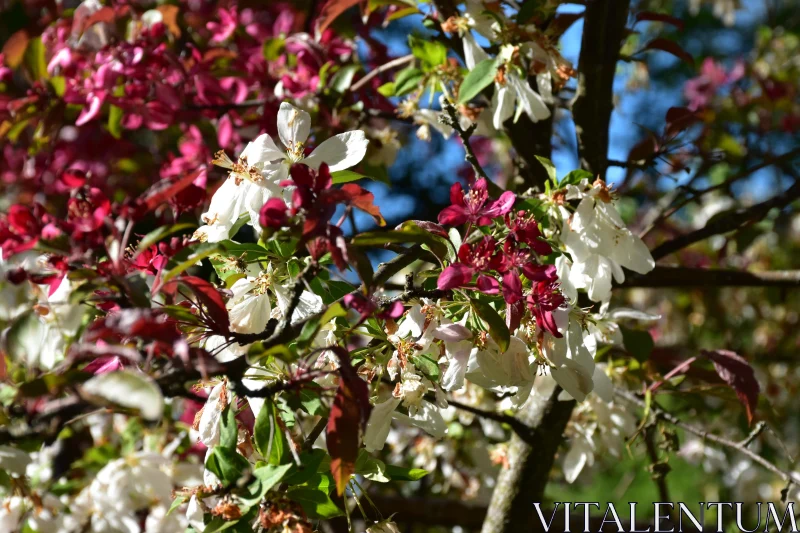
xmin=586 ymin=256 xmax=613 ymax=303
xmin=562 ymin=436 xmax=593 ymax=483
xmin=277 ymin=102 xmax=311 ymax=149
xmin=229 ymin=293 xmax=271 ymax=334
xmin=551 ymin=360 xmax=594 ymax=402
xmin=508 ymin=74 xmax=551 ymax=122
xmin=441 ymin=342 xmax=472 ymax=391
xmin=396 ymin=401 xmax=447 ymax=439
xmin=0 ymin=446 xmax=31 ymax=477
xmin=240 ymin=134 xmax=285 ymax=165
xmin=396 ymin=305 xmax=425 ymax=339
xmin=609 ymin=308 xmax=661 ymax=321
xmin=492 ymin=84 xmax=515 ymax=130
xmin=610 ymin=233 xmax=656 ymax=275
xmin=364 ymin=398 xmax=401 ymax=452
xmin=303 ymin=130 xmax=369 ymax=172
xmin=462 ymin=33 xmax=488 ymax=70
xmin=197 ymin=382 xmax=227 ymax=446
xmin=592 ymin=365 xmax=614 ymax=403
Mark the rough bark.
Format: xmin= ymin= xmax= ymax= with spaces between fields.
xmin=571 ymin=0 xmax=632 ymax=179
xmin=480 ymin=387 xmax=576 ymax=533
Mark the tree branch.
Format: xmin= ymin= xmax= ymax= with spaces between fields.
xmin=650 ymin=178 xmax=800 ymax=261
xmin=571 ymin=0 xmax=632 ymax=179
xmin=616 ymin=389 xmax=799 ymax=491
xmin=621 ymin=266 xmax=800 ymax=288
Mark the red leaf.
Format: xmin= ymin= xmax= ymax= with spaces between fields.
xmin=315 ymin=0 xmax=363 ymax=37
xmin=635 ymin=12 xmax=685 ymax=32
xmin=664 ymin=106 xmax=700 ymax=136
xmin=326 ymin=347 xmax=370 ymax=495
xmin=162 ymin=276 xmax=230 ymax=334
xmin=82 ymin=7 xmax=117 ymax=31
xmin=627 ymin=135 xmax=658 ymax=164
xmin=341 ymin=183 xmax=386 ymax=226
xmin=2 ymin=30 xmax=30 ymax=69
xmin=138 ymin=168 xmax=205 ymax=214
xmin=703 ymin=349 xmax=760 ymax=425
xmin=408 ymin=220 xmax=448 ymax=237
xmin=643 ymin=38 xmax=694 ymax=66
xmin=156 ymin=5 xmax=181 ymax=37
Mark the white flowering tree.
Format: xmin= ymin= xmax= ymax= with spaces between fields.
xmin=0 ymin=0 xmax=799 ymax=532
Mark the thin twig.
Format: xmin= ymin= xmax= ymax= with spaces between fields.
xmin=650 ymin=178 xmax=800 ymax=261
xmin=616 ymin=389 xmax=799 ymax=488
xmin=641 ymin=147 xmax=800 ymax=237
xmin=350 ymin=54 xmax=415 ymax=92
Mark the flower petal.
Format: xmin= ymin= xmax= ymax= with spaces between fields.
xmin=437 ymin=264 xmax=474 ymax=290
xmin=241 ymin=134 xmax=285 ymax=165
xmin=303 ymin=130 xmax=369 ymax=172
xmin=277 ymin=102 xmax=311 ymax=149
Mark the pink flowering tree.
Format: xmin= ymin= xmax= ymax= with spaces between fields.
xmin=0 ymin=0 xmax=798 ymax=531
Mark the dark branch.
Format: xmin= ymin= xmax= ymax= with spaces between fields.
xmin=650 ymin=178 xmax=800 ymax=261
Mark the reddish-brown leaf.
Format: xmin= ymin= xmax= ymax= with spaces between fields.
xmin=341 ymin=183 xmax=386 ymax=226
xmin=643 ymin=38 xmax=694 ymax=66
xmin=326 ymin=347 xmax=370 ymax=495
xmin=316 ymin=0 xmax=363 ymax=37
xmin=2 ymin=30 xmax=30 ymax=69
xmin=163 ymin=276 xmax=230 ymax=334
xmin=82 ymin=7 xmax=117 ymax=31
xmin=156 ymin=5 xmax=181 ymax=37
xmin=139 ymin=168 xmax=204 ymax=213
xmin=664 ymin=106 xmax=700 ymax=136
xmin=702 ymin=349 xmax=760 ymax=425
xmin=635 ymin=12 xmax=685 ymax=32
xmin=627 ymin=135 xmax=658 ymax=164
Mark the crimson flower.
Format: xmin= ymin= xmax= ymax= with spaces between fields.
xmin=437 ymin=236 xmax=503 ymax=293
xmin=526 ymin=279 xmax=565 ymax=338
xmin=259 ymin=198 xmax=289 ymax=229
xmin=438 ymin=178 xmax=515 ymax=226
xmin=506 ymin=211 xmax=552 ymax=255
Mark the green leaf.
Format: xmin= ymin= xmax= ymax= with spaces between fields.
xmin=162 ymin=243 xmax=223 ymax=282
xmin=237 ymin=463 xmax=292 ymax=507
xmin=49 ymin=76 xmax=66 ymax=97
xmin=534 ymin=156 xmax=557 ymax=185
xmin=287 ymin=486 xmax=344 ymax=519
xmin=621 ymin=327 xmax=654 ymax=362
xmin=471 ymin=298 xmax=510 ymax=352
xmin=82 ymin=370 xmax=164 ymax=421
xmin=220 ymin=405 xmax=238 ymax=451
xmin=330 ymin=64 xmax=360 ymax=94
xmin=298 ymin=385 xmax=325 ymax=416
xmin=23 ymin=37 xmax=48 ymax=81
xmin=384 ymin=464 xmax=429 ymax=481
xmin=206 ymin=447 xmax=250 ymax=487
xmin=394 ymin=66 xmax=424 ymax=96
xmin=354 ymin=450 xmax=389 ymax=482
xmin=253 ymin=399 xmax=288 ymax=465
xmin=262 ymin=37 xmax=285 ymax=61
xmin=166 ymin=494 xmax=187 ymax=516
xmin=558 ymin=169 xmax=593 ymax=187
xmin=458 ymin=58 xmax=498 ymax=104
xmin=108 ymin=104 xmax=123 ymax=139
xmin=5 ymin=311 xmax=46 ymax=367
xmin=410 ymin=36 xmax=448 ymax=69
xmin=136 ymin=223 xmax=196 ymax=252
xmin=283 ymin=449 xmax=326 ymax=486
xmin=377 ymin=82 xmax=395 ymax=96
xmin=409 ymin=353 xmax=440 ymax=382
xmin=331 ymin=170 xmax=372 ymax=184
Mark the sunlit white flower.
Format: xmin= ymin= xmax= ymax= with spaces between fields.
xmin=463 ymin=41 xmax=551 ymax=129
xmin=196 ymin=102 xmax=369 ymax=242
xmin=558 ymin=182 xmax=655 ymax=302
